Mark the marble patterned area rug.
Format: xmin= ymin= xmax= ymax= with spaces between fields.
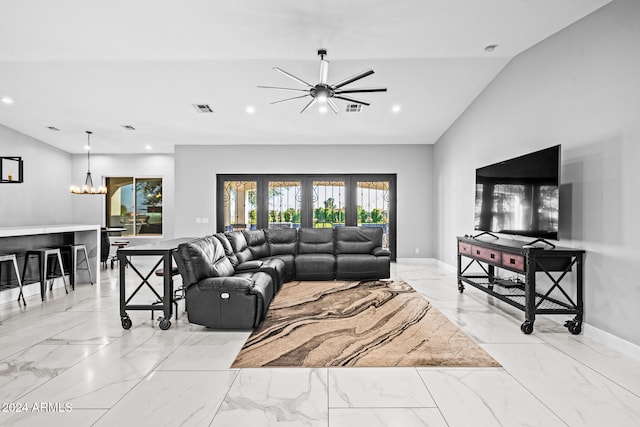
xmin=231 ymin=280 xmax=501 ymax=368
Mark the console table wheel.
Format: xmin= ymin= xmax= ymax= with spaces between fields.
xmin=159 ymin=317 xmax=171 ymax=330
xmin=121 ymin=317 xmax=132 ymax=330
xmin=520 ymin=320 xmax=534 ymax=335
xmin=457 ymin=282 xmax=464 ymax=293
xmin=565 ymin=319 xmax=582 ymax=335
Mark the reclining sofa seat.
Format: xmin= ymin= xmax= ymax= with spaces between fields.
xmin=335 ymin=226 xmax=391 ymax=280
xmin=175 ymin=235 xmax=274 ymax=329
xmin=295 ymin=228 xmax=336 ymax=280
xmin=225 ymin=230 xmax=288 ymax=291
xmin=264 ymin=228 xmax=297 ymax=282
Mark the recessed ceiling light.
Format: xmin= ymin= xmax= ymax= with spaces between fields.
xmin=391 ymin=104 xmax=401 ymax=113
xmin=83 ymin=145 xmax=91 ymax=150
xmin=121 ymin=125 xmax=136 ymax=131
xmin=484 ymin=44 xmax=498 ymax=53
xmin=1 ymin=96 xmax=14 ymax=105
xmin=145 ymin=145 xmax=152 ymax=150
xmin=47 ymin=126 xmax=60 ymax=131
xmin=318 ymin=105 xmax=328 ymax=114
xmin=246 ymin=105 xmax=255 ymax=114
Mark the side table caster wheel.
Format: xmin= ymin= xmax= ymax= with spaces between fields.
xmin=159 ymin=318 xmax=171 ymax=330
xmin=458 ymin=283 xmax=464 ymax=293
xmin=565 ymin=319 xmax=582 ymax=335
xmin=520 ymin=321 xmax=534 ymax=335
xmin=121 ymin=317 xmax=132 ymax=330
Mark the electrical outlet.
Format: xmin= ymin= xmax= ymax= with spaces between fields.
xmin=202 ymin=217 xmax=209 ymax=223
xmin=415 ymin=248 xmax=420 ymax=254
xmin=195 ymin=217 xmax=202 ymax=223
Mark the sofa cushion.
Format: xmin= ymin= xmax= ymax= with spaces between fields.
xmin=335 ymin=226 xmax=382 ymax=254
xmin=265 ymin=254 xmax=295 ymax=282
xmin=226 ymin=231 xmax=253 ymax=263
xmin=176 ymin=235 xmax=235 ymax=285
xmin=265 ymin=228 xmax=298 ymax=256
xmin=336 ymin=254 xmax=390 ymax=280
xmin=298 ymin=228 xmax=334 ymax=254
xmin=214 ymin=233 xmax=239 ymax=267
xmin=295 ymin=253 xmax=335 ymax=280
xmin=243 ymin=230 xmax=270 ymax=259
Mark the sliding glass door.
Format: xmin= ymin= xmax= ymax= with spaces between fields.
xmin=217 ymin=174 xmax=396 ymax=259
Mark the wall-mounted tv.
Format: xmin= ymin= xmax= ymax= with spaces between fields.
xmin=474 ymin=145 xmax=560 ymax=240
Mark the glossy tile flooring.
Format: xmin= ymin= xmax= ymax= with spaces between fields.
xmin=1 ymin=259 xmax=640 ymax=426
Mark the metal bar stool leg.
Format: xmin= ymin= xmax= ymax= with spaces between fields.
xmin=53 ymin=249 xmax=69 ymax=294
xmin=12 ymin=256 xmax=26 ymax=306
xmin=79 ymin=245 xmax=94 ymax=285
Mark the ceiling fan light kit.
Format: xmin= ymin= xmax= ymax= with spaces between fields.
xmin=259 ymin=49 xmax=387 ymax=113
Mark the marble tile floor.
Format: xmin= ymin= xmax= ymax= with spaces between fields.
xmin=0 ymin=258 xmax=639 ymax=426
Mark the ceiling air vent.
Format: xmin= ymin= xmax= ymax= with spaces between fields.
xmin=192 ymin=104 xmax=214 ymax=113
xmin=345 ymin=104 xmax=362 ymax=113
xmin=121 ymin=125 xmax=136 ymax=131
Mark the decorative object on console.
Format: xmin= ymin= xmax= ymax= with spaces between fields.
xmin=232 ymin=280 xmax=501 ymax=368
xmin=70 ymin=131 xmax=107 ymax=194
xmin=0 ymin=156 xmax=23 ymax=183
xmin=258 ymin=49 xmax=387 ymax=113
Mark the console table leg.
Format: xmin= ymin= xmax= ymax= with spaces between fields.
xmin=523 ymin=256 xmax=536 ymax=334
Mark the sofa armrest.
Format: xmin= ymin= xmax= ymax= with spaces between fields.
xmin=196 ymin=276 xmax=255 ymax=292
xmin=372 ymin=247 xmax=391 ymax=257
xmin=236 ymin=260 xmax=265 ymax=271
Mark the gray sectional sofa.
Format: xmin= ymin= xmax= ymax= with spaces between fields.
xmin=175 ymin=226 xmax=391 ymax=329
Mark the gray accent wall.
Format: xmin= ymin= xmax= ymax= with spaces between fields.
xmin=174 ymin=144 xmax=433 ymax=259
xmin=433 ymin=0 xmax=640 ymax=345
xmin=0 ymin=124 xmax=73 ymax=226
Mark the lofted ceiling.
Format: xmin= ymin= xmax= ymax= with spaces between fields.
xmin=0 ymin=0 xmax=611 ymax=153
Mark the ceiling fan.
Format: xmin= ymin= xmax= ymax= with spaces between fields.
xmin=258 ymin=49 xmax=387 ymax=113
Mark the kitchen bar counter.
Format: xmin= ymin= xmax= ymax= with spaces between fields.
xmin=0 ymin=224 xmax=100 ymax=302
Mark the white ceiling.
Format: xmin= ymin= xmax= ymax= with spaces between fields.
xmin=0 ymin=0 xmax=611 ymax=153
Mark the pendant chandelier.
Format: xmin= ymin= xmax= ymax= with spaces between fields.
xmin=70 ymin=131 xmax=107 ymax=194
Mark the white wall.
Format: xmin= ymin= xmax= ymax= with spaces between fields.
xmin=0 ymin=124 xmax=73 ymax=226
xmin=433 ymin=0 xmax=640 ymax=344
xmin=70 ymin=153 xmax=175 ymax=243
xmin=175 ymin=144 xmax=433 ymax=258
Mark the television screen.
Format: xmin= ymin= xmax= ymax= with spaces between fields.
xmin=474 ymin=145 xmax=560 ymax=240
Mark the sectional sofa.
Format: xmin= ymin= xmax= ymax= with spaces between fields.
xmin=175 ymin=226 xmax=391 ymax=329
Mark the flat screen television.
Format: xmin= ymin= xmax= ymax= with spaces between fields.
xmin=474 ymin=145 xmax=560 ymax=240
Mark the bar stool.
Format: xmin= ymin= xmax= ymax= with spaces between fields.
xmin=0 ymin=254 xmax=26 ymax=306
xmin=60 ymin=244 xmax=94 ymax=290
xmin=110 ymin=240 xmax=130 ymax=268
xmin=21 ymin=248 xmax=69 ymax=301
xmin=152 ymin=266 xmax=183 ymax=320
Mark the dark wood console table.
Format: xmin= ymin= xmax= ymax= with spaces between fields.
xmin=456 ymin=236 xmax=584 ymax=334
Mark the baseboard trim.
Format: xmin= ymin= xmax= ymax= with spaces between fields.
xmin=435 ymin=259 xmax=456 ymax=272
xmin=582 ymin=323 xmax=640 ymax=361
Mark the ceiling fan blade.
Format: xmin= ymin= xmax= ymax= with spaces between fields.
xmin=334 ymin=87 xmax=387 ymax=94
xmin=326 ymin=98 xmax=340 ymax=114
xmin=331 ymin=69 xmax=375 ymax=90
xmin=333 ymin=95 xmax=370 ymax=106
xmin=300 ymin=98 xmax=317 ymax=113
xmin=319 ymin=59 xmax=329 ymax=84
xmin=270 ymin=94 xmax=310 ymax=105
xmin=273 ymin=67 xmax=314 ymax=88
xmin=258 ymin=85 xmax=310 ymax=92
